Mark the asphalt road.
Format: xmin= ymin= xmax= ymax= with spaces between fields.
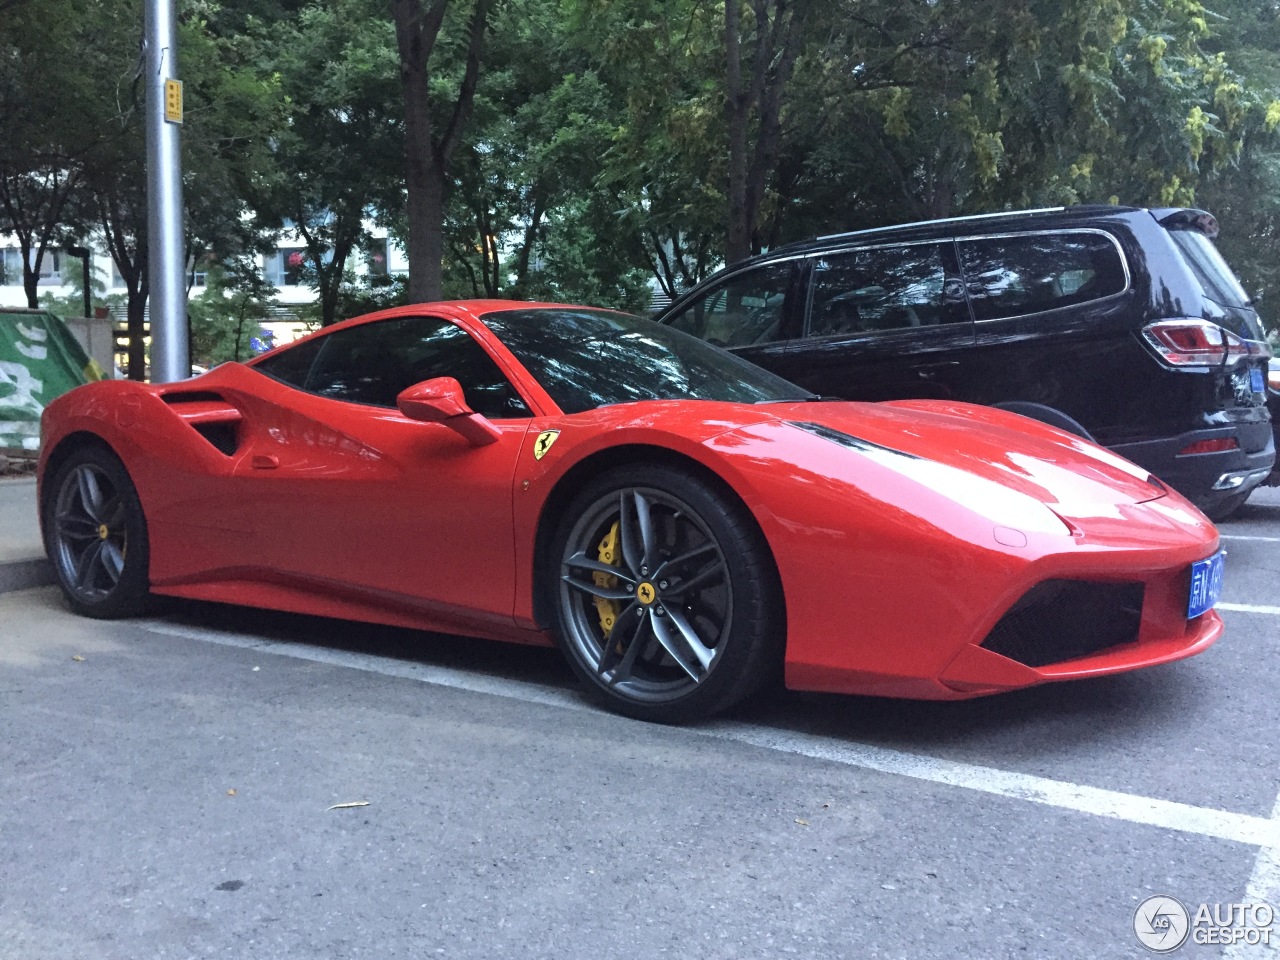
xmin=2 ymin=488 xmax=1278 ymax=960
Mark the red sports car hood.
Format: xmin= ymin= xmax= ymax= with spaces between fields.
xmin=761 ymin=399 xmax=1167 ymax=519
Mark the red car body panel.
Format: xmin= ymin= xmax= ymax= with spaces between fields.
xmin=38 ymin=301 xmax=1223 ymax=700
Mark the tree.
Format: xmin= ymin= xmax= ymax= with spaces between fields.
xmin=391 ymin=0 xmax=493 ymax=302
xmin=180 ymin=6 xmax=285 ymax=303
xmin=187 ymin=261 xmax=278 ymax=366
xmin=567 ymin=0 xmax=727 ymax=296
xmin=251 ymin=0 xmax=405 ymax=324
xmin=724 ymin=0 xmax=808 ymax=264
xmin=763 ymin=0 xmax=1280 ymax=249
xmin=429 ymin=0 xmax=649 ymax=307
xmin=0 ymin=0 xmax=102 ymax=307
xmin=1195 ymin=0 xmax=1280 ymax=324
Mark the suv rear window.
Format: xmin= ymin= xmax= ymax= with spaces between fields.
xmin=958 ymin=232 xmax=1127 ymax=322
xmin=1166 ymin=227 xmax=1252 ymax=310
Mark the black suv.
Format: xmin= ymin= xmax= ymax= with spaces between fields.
xmin=658 ymin=206 xmax=1275 ymax=519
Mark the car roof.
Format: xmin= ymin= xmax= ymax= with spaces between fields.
xmin=654 ymin=206 xmax=1205 ymax=313
xmin=768 ymin=205 xmax=1153 ymax=257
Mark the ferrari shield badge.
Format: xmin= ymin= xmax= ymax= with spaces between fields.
xmin=533 ymin=429 xmax=561 ymax=460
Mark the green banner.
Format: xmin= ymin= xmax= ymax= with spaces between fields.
xmin=0 ymin=310 xmax=104 ymax=452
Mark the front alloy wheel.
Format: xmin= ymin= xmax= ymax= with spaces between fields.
xmin=553 ymin=464 xmax=781 ymax=722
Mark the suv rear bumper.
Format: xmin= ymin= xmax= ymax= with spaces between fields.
xmin=1110 ymin=427 xmax=1276 ymax=513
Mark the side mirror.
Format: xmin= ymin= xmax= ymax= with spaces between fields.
xmin=396 ymin=377 xmax=501 ymax=447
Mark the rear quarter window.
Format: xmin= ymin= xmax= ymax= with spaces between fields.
xmin=1166 ymin=228 xmax=1251 ymax=310
xmin=958 ymin=231 xmax=1127 ymax=322
xmin=252 ymin=335 xmax=324 ymax=387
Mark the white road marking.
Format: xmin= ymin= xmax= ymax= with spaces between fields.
xmin=1223 ymin=790 xmax=1280 ymax=958
xmin=1219 ymin=603 xmax=1280 ymax=616
xmin=141 ymin=619 xmax=1280 ymax=849
xmin=1220 ymin=535 xmax=1280 ymax=543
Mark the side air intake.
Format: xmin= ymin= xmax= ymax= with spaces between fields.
xmin=161 ymin=392 xmax=243 ymax=456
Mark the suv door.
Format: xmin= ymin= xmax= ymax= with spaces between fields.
xmin=781 ymin=241 xmax=973 ymax=400
xmin=954 ymin=230 xmax=1134 ymax=440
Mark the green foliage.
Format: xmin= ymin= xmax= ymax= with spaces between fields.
xmin=6 ymin=0 xmax=1280 ymax=334
xmin=186 ymin=262 xmax=279 ymax=366
xmin=247 ymin=0 xmax=403 ymax=324
xmin=1194 ymin=0 xmax=1280 ymax=328
xmin=333 ymin=274 xmax=410 ymax=321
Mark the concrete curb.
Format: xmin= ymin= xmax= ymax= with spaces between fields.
xmin=0 ymin=557 xmax=54 ymax=595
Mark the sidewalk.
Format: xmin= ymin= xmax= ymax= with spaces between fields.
xmin=0 ymin=476 xmax=53 ymax=593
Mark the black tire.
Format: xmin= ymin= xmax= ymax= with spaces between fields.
xmin=551 ymin=463 xmax=782 ymax=723
xmin=43 ymin=445 xmax=151 ymax=618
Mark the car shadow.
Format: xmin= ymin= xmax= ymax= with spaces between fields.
xmin=1230 ymin=486 xmax=1280 ymax=523
xmin=156 ymin=597 xmax=581 ymax=692
xmin=155 ymin=596 xmax=1206 ymax=759
xmin=726 ymin=666 xmax=1205 ymax=756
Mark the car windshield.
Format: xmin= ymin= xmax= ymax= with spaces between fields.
xmin=480 ymin=308 xmax=811 ymax=413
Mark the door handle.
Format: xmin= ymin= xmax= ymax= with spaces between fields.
xmin=251 ymin=454 xmax=279 ymax=470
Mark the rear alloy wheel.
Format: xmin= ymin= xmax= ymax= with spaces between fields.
xmin=45 ymin=446 xmax=150 ymax=618
xmin=553 ymin=464 xmax=781 ymax=722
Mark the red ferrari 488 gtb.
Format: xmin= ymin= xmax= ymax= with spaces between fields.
xmin=38 ymin=302 xmax=1225 ymax=721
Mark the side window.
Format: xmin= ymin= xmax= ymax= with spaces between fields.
xmin=253 ymin=335 xmax=324 ymax=387
xmin=665 ymin=262 xmax=794 ymax=347
xmin=807 ymin=244 xmax=955 ymax=336
xmin=284 ymin=316 xmax=530 ymax=418
xmin=958 ymin=232 xmax=1127 ymax=322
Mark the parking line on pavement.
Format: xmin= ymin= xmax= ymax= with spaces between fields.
xmin=1222 ymin=790 xmax=1280 ymax=960
xmin=1219 ymin=602 xmax=1280 ymax=616
xmin=142 ymin=618 xmax=1280 ymax=850
xmin=1219 ymin=535 xmax=1280 ymax=543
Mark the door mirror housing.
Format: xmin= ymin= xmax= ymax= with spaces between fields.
xmin=396 ymin=377 xmax=501 ymax=446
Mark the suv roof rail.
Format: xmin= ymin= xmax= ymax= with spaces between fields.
xmin=813 ymin=207 xmax=1069 ymax=244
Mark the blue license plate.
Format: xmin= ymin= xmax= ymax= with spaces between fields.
xmin=1188 ymin=551 xmax=1225 ymax=619
xmin=1251 ymin=367 xmax=1265 ymax=393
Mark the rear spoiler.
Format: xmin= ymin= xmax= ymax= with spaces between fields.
xmin=1151 ymin=208 xmax=1219 ymax=239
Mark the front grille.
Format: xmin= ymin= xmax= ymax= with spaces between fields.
xmin=981 ymin=580 xmax=1144 ymax=668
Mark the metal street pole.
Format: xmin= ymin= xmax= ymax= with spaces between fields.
xmin=145 ymin=0 xmax=189 ymax=382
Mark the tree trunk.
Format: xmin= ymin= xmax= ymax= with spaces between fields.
xmin=724 ymin=1 xmax=751 ymax=266
xmin=419 ymin=158 xmax=446 ymax=300
xmin=397 ymin=28 xmax=439 ymax=302
xmin=126 ymin=282 xmax=147 ymax=381
xmin=21 ymin=248 xmax=40 ymax=309
xmin=723 ymin=0 xmax=805 ymax=264
xmin=511 ymin=199 xmax=543 ymax=297
xmin=392 ymin=0 xmax=490 ymax=303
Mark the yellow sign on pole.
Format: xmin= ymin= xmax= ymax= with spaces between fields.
xmin=164 ymin=79 xmax=183 ymax=124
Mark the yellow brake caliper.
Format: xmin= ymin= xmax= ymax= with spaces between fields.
xmin=593 ymin=521 xmax=621 ymax=639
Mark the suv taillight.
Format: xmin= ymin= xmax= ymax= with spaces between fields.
xmin=1142 ymin=319 xmax=1271 ymax=367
